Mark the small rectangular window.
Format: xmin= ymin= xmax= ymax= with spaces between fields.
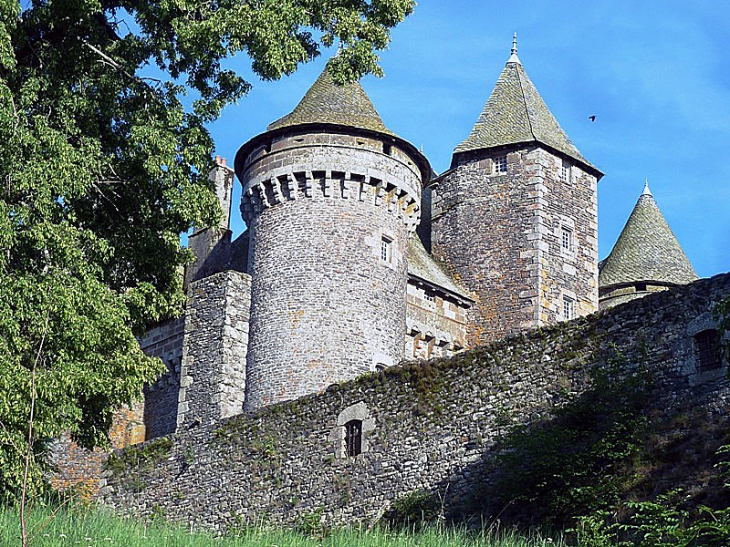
xmin=493 ymin=156 xmax=507 ymax=174
xmin=695 ymin=330 xmax=722 ymax=372
xmin=345 ymin=420 xmax=362 ymax=457
xmin=561 ymin=159 xmax=571 ymax=182
xmin=380 ymin=237 xmax=392 ymax=263
xmin=561 ymin=226 xmax=574 ymax=252
xmin=563 ymin=296 xmax=575 ymax=320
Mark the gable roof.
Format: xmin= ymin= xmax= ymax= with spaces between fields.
xmin=268 ymin=66 xmax=396 ymax=136
xmin=454 ymin=53 xmax=599 ymax=175
xmin=599 ymin=183 xmax=698 ymax=288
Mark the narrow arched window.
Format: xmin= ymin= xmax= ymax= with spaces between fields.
xmin=344 ymin=420 xmax=362 ymax=457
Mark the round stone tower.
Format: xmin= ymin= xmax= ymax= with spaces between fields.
xmin=235 ymin=66 xmax=430 ymax=410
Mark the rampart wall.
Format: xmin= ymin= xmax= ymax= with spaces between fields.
xmin=100 ymin=273 xmax=730 ymax=532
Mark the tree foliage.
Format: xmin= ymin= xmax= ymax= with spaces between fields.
xmin=0 ymin=0 xmax=414 ymax=502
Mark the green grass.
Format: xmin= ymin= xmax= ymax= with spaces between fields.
xmin=0 ymin=505 xmax=568 ymax=546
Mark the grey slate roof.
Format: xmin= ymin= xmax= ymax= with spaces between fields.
xmin=454 ymin=56 xmax=597 ymax=172
xmin=268 ymin=67 xmax=396 ymax=136
xmin=599 ymin=185 xmax=698 ymax=288
xmin=408 ymin=236 xmax=473 ymax=302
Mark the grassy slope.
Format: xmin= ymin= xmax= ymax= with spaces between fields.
xmin=0 ymin=505 xmax=566 ymax=547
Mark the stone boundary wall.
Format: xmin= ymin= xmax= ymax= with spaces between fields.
xmin=100 ymin=273 xmax=730 ymax=532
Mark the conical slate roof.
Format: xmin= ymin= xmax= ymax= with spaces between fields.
xmin=235 ymin=62 xmax=432 ymax=183
xmin=268 ymin=67 xmax=396 ymax=136
xmin=599 ymin=183 xmax=698 ymax=288
xmin=454 ymin=51 xmax=596 ymax=171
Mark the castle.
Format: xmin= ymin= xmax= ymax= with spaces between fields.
xmin=135 ymin=39 xmax=698 ymax=439
xmin=50 ymin=42 xmax=729 ymax=529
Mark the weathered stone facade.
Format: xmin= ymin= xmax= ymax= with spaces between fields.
xmin=100 ymin=273 xmax=730 ymax=531
xmin=432 ymin=146 xmax=599 ymax=344
xmin=52 ymin=45 xmax=713 ymax=526
xmin=238 ymin=128 xmax=425 ymax=410
xmin=177 ymin=270 xmax=251 ymax=428
xmin=137 ymin=319 xmax=185 ymax=439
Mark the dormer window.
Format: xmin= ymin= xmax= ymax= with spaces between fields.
xmin=493 ymin=156 xmax=507 ymax=174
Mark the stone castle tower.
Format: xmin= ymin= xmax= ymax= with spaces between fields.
xmin=429 ymin=38 xmax=603 ymax=344
xmin=132 ymin=39 xmax=695 ymax=438
xmin=234 ymin=68 xmax=431 ymax=410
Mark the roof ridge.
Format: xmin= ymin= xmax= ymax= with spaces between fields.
xmin=515 ymin=62 xmax=538 ymax=144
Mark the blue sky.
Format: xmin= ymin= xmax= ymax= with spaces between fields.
xmin=208 ymin=1 xmax=729 ymax=279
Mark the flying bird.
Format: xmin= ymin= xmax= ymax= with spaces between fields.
xmin=588 ymin=115 xmax=596 ymax=122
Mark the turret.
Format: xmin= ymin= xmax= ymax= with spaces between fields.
xmin=429 ymin=36 xmax=603 ymax=344
xmin=235 ymin=65 xmax=430 ymax=410
xmin=599 ymin=181 xmax=698 ymax=308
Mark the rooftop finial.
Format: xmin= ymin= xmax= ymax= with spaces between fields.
xmin=642 ymin=179 xmax=652 ymax=197
xmin=507 ymin=32 xmax=521 ymax=65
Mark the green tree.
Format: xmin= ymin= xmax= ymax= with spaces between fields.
xmin=0 ymin=0 xmax=414 ymax=502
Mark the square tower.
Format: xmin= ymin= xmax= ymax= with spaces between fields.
xmin=430 ymin=39 xmax=603 ymax=344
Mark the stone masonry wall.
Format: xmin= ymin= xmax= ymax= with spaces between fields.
xmin=431 ymin=146 xmax=597 ymax=345
xmin=240 ymin=130 xmax=423 ymax=410
xmin=101 ymin=273 xmax=730 ymax=532
xmin=138 ymin=318 xmax=185 ymax=439
xmin=49 ymin=402 xmax=145 ymax=500
xmin=176 ymin=270 xmax=251 ymax=429
xmin=405 ymin=281 xmax=469 ymax=359
xmin=538 ymin=150 xmax=598 ymax=323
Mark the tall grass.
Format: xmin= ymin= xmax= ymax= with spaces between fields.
xmin=0 ymin=505 xmax=568 ymax=546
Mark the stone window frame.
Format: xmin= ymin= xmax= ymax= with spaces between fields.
xmin=560 ymin=158 xmax=571 ymax=182
xmin=331 ymin=402 xmax=375 ymax=459
xmin=493 ymin=155 xmax=507 ymax=174
xmin=557 ymin=215 xmax=578 ymax=259
xmin=380 ymin=236 xmax=392 ymax=262
xmin=344 ymin=420 xmax=363 ymax=456
xmin=561 ymin=226 xmax=575 ymax=253
xmin=686 ymin=311 xmax=727 ymax=384
xmin=562 ymin=295 xmax=575 ymax=321
xmin=695 ymin=329 xmax=722 ymax=373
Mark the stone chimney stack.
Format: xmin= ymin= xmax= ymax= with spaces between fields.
xmin=185 ymin=156 xmax=236 ymax=287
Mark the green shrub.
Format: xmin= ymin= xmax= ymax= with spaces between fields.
xmin=493 ymin=356 xmax=650 ymax=527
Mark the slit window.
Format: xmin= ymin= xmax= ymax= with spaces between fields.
xmin=344 ymin=420 xmax=362 ymax=457
xmin=695 ymin=329 xmax=722 ymax=372
xmin=381 ymin=236 xmax=392 ymax=263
